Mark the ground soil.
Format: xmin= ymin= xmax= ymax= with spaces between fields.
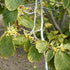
xmin=0 ymin=15 xmax=45 ymax=70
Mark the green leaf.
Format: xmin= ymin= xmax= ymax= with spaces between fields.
xmin=47 ymin=33 xmax=53 ymax=41
xmin=67 ymin=3 xmax=70 ymax=11
xmin=24 ymin=39 xmax=31 ymax=53
xmin=18 ymin=15 xmax=33 ymax=29
xmin=0 ymin=5 xmax=4 ymax=14
xmin=58 ymin=34 xmax=67 ymax=43
xmin=48 ymin=57 xmax=56 ymax=70
xmin=0 ymin=0 xmax=5 ymax=14
xmin=5 ymin=0 xmax=23 ymax=11
xmin=46 ymin=50 xmax=54 ymax=62
xmin=64 ymin=43 xmax=70 ymax=51
xmin=54 ymin=51 xmax=70 ymax=70
xmin=63 ymin=0 xmax=69 ymax=8
xmin=0 ymin=35 xmax=15 ymax=58
xmin=45 ymin=23 xmax=52 ymax=28
xmin=0 ymin=0 xmax=4 ymax=3
xmin=3 ymin=9 xmax=18 ymax=26
xmin=28 ymin=46 xmax=43 ymax=62
xmin=13 ymin=35 xmax=26 ymax=47
xmin=36 ymin=41 xmax=49 ymax=53
xmin=51 ymin=31 xmax=58 ymax=35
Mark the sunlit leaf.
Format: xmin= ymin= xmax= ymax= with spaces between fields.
xmin=18 ymin=15 xmax=33 ymax=29
xmin=5 ymin=0 xmax=23 ymax=11
xmin=54 ymin=51 xmax=70 ymax=70
xmin=63 ymin=0 xmax=69 ymax=8
xmin=13 ymin=35 xmax=26 ymax=47
xmin=36 ymin=41 xmax=49 ymax=53
xmin=64 ymin=43 xmax=70 ymax=51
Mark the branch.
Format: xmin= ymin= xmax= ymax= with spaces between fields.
xmin=40 ymin=0 xmax=48 ymax=70
xmin=24 ymin=11 xmax=34 ymax=15
xmin=28 ymin=0 xmax=39 ymax=40
xmin=61 ymin=12 xmax=67 ymax=28
xmin=24 ymin=2 xmax=40 ymax=6
xmin=43 ymin=8 xmax=56 ymax=30
xmin=49 ymin=11 xmax=62 ymax=33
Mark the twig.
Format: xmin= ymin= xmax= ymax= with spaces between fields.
xmin=24 ymin=2 xmax=40 ymax=6
xmin=40 ymin=0 xmax=48 ymax=70
xmin=24 ymin=11 xmax=34 ymax=14
xmin=29 ymin=0 xmax=39 ymax=40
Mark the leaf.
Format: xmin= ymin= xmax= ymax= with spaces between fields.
xmin=28 ymin=46 xmax=43 ymax=62
xmin=47 ymin=33 xmax=53 ymax=41
xmin=0 ymin=0 xmax=5 ymax=14
xmin=64 ymin=43 xmax=70 ymax=51
xmin=18 ymin=15 xmax=33 ymax=29
xmin=0 ymin=35 xmax=15 ymax=58
xmin=58 ymin=34 xmax=67 ymax=43
xmin=67 ymin=3 xmax=70 ymax=11
xmin=3 ymin=9 xmax=18 ymax=26
xmin=54 ymin=51 xmax=70 ymax=70
xmin=0 ymin=5 xmax=4 ymax=14
xmin=13 ymin=35 xmax=26 ymax=47
xmin=45 ymin=23 xmax=52 ymax=28
xmin=46 ymin=50 xmax=54 ymax=62
xmin=36 ymin=41 xmax=49 ymax=53
xmin=24 ymin=39 xmax=31 ymax=53
xmin=51 ymin=31 xmax=58 ymax=35
xmin=63 ymin=0 xmax=69 ymax=8
xmin=5 ymin=0 xmax=23 ymax=11
xmin=0 ymin=0 xmax=4 ymax=3
xmin=48 ymin=57 xmax=56 ymax=70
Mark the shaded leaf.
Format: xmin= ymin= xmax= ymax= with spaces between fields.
xmin=24 ymin=39 xmax=31 ymax=53
xmin=0 ymin=5 xmax=4 ymax=14
xmin=0 ymin=0 xmax=5 ymax=14
xmin=0 ymin=35 xmax=15 ymax=58
xmin=46 ymin=50 xmax=54 ymax=62
xmin=48 ymin=57 xmax=55 ymax=70
xmin=3 ymin=9 xmax=18 ymax=26
xmin=28 ymin=46 xmax=43 ymax=62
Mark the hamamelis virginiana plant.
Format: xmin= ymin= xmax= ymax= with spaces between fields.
xmin=0 ymin=0 xmax=70 ymax=70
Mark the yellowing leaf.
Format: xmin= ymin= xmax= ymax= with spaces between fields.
xmin=45 ymin=23 xmax=52 ymax=28
xmin=36 ymin=41 xmax=49 ymax=53
xmin=28 ymin=46 xmax=42 ymax=62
